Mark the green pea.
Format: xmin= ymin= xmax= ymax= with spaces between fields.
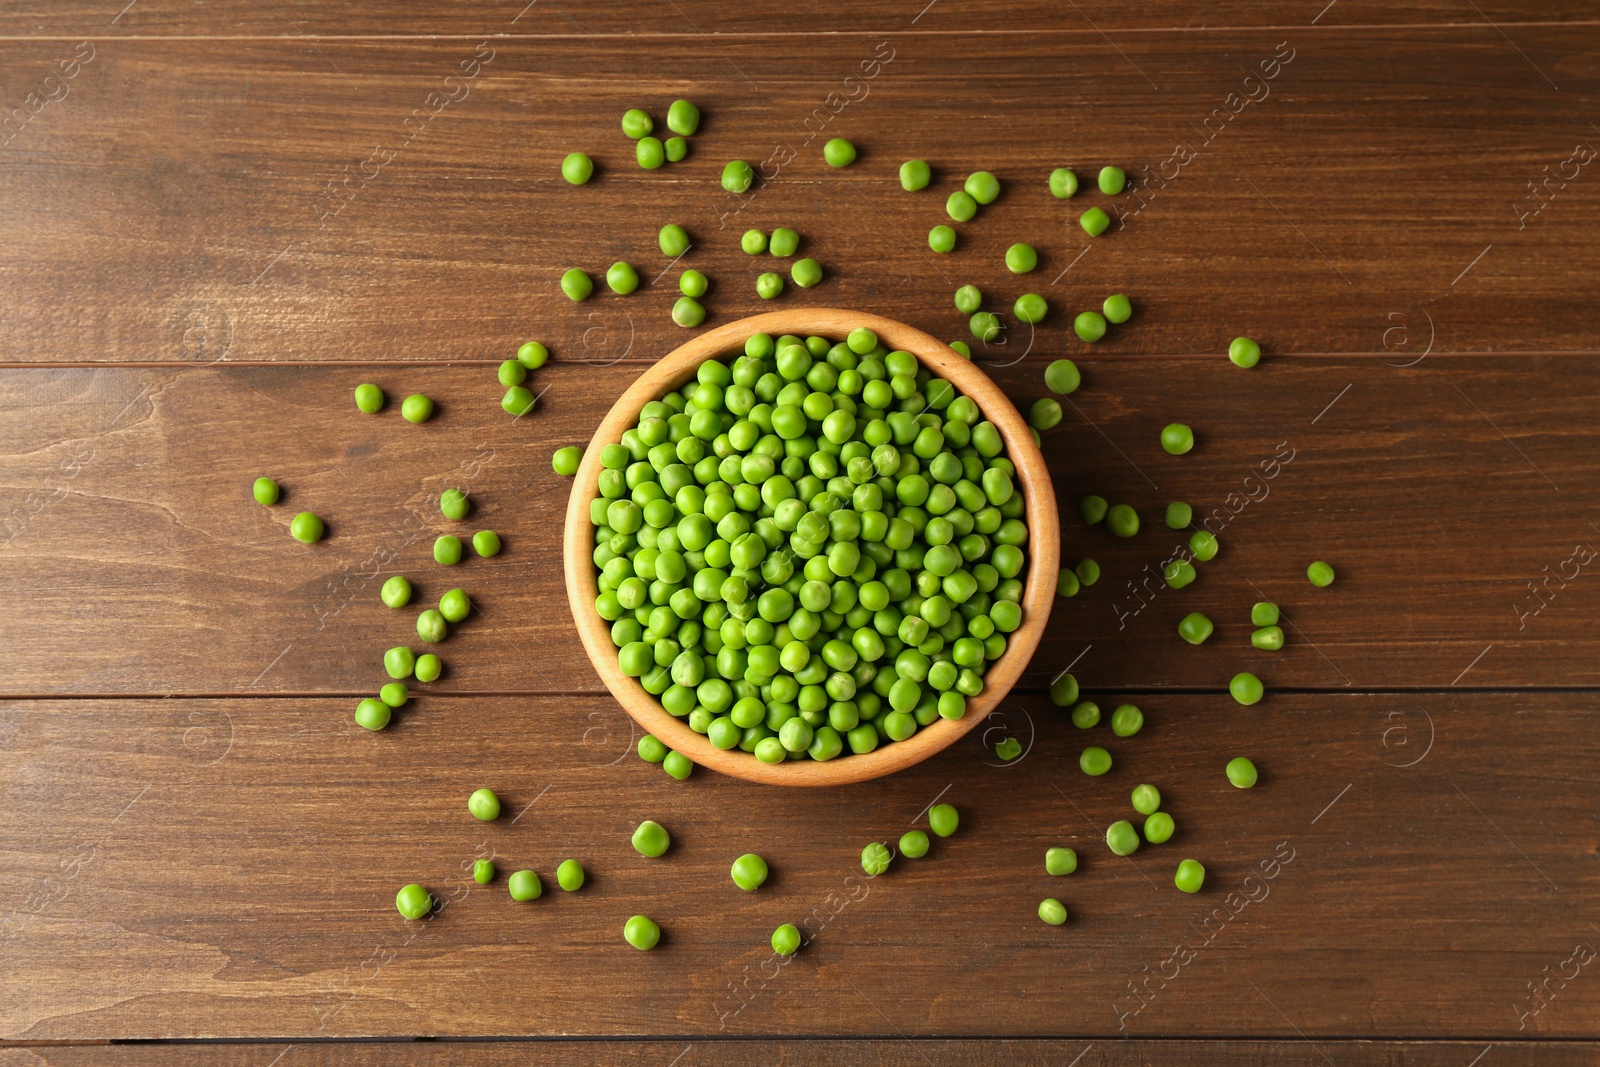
xmin=253 ymin=477 xmax=280 ymax=506
xmin=1230 ymin=672 xmax=1265 ymax=706
xmin=1005 ymin=243 xmax=1038 ymax=274
xmin=1175 ymin=858 xmax=1206 ymax=894
xmin=680 ymin=269 xmax=709 ymax=298
xmin=741 ymin=229 xmax=768 ymax=254
xmin=607 ymin=261 xmax=639 ymax=294
xmin=375 ymin=682 xmax=405 ymax=709
xmin=928 ymin=803 xmax=960 ymax=837
xmin=1080 ymin=746 xmax=1112 ymax=776
xmin=1079 ymin=495 xmax=1108 ymax=524
xmin=756 ymin=272 xmax=784 ymax=299
xmin=672 ymin=297 xmax=706 ymax=327
xmin=1049 ymin=672 xmax=1078 ymax=707
xmin=1106 ymin=819 xmax=1140 ymax=856
xmin=1178 ymin=612 xmax=1213 ymax=645
xmin=433 ymin=535 xmax=462 ymax=566
xmin=517 ymin=341 xmax=549 ymax=369
xmin=560 ymin=268 xmax=593 ymax=301
xmin=417 ymin=609 xmax=447 ymax=644
xmin=624 ymin=914 xmax=661 ymax=950
xmin=1251 ymin=601 xmax=1280 ymax=626
xmin=381 ymin=576 xmax=412 ymax=608
xmin=659 ymin=224 xmax=691 ymax=257
xmin=665 ymin=136 xmax=688 ymax=164
xmin=1164 ymin=559 xmax=1196 ymax=589
xmin=900 ymin=159 xmax=931 ymax=191
xmin=631 ymin=819 xmax=671 ymax=857
xmin=1144 ymin=812 xmax=1175 ymax=843
xmin=1228 ymin=336 xmax=1261 ymax=368
xmin=861 ymin=841 xmax=892 ymax=875
xmin=1111 ymin=704 xmax=1143 ymax=737
xmin=928 ymin=225 xmax=956 ymax=253
xmin=1056 ymin=568 xmax=1080 ymax=598
xmin=721 ymin=160 xmax=753 ymax=194
xmin=1098 ymin=166 xmax=1127 ymax=194
xmin=400 ymin=394 xmax=433 ymax=423
xmin=1038 ymin=897 xmax=1068 ymax=926
xmin=823 ymin=138 xmax=856 ymax=167
xmin=1165 ymin=502 xmax=1192 ymax=529
xmin=1070 ymin=701 xmax=1099 ymax=729
xmin=946 ymin=190 xmax=978 ymax=222
xmin=438 ymin=588 xmax=471 ymax=624
xmin=395 ymin=883 xmax=432 ymax=919
xmin=472 ymin=530 xmax=501 ymax=557
xmin=414 ymin=654 xmax=442 ymax=683
xmin=468 ymin=788 xmax=500 ymax=821
xmin=290 ymin=512 xmax=324 ymax=544
xmin=1080 ymin=207 xmax=1111 ymax=236
xmin=384 ymin=646 xmax=415 ymax=679
xmin=621 ymin=108 xmax=652 ymax=138
xmin=552 ymin=446 xmax=582 ymax=477
xmin=771 ymin=922 xmax=802 ymax=955
xmin=556 ymin=859 xmax=585 ymax=891
xmin=1074 ymin=311 xmax=1107 ymax=343
xmin=964 ymin=171 xmax=1000 ymax=205
xmin=898 ymin=830 xmax=930 ymax=858
xmin=952 ymin=285 xmax=981 ymax=314
xmin=1029 ymin=397 xmax=1061 ymax=431
xmin=473 ymin=859 xmax=495 ymax=884
xmin=1014 ymin=293 xmax=1048 ymax=323
xmin=1049 ymin=167 xmax=1078 ymax=198
xmin=1307 ymin=560 xmax=1336 ymax=587
xmin=662 ymin=750 xmax=693 ymax=780
xmin=509 ymin=869 xmax=542 ymax=901
xmin=1160 ymin=423 xmax=1195 ymax=455
xmin=667 ymin=98 xmax=700 ymax=136
xmin=498 ymin=359 xmax=527 ymax=389
xmin=355 ymin=698 xmax=391 ymax=731
xmin=1252 ymin=626 xmax=1285 ymax=651
xmin=561 ymin=152 xmax=593 ymax=185
xmin=730 ymin=853 xmax=768 ymax=890
xmin=1189 ymin=530 xmax=1219 ymax=561
xmin=791 ymin=259 xmax=822 ymax=288
xmin=1227 ymin=757 xmax=1259 ymax=788
xmin=440 ymin=489 xmax=468 ymax=521
xmin=969 ymin=312 xmax=1000 ymax=342
xmin=1045 ymin=847 xmax=1077 ymax=875
xmin=949 ymin=340 xmax=972 ymax=358
xmin=1106 ymin=504 xmax=1139 ymax=537
xmin=1103 ymin=293 xmax=1132 ymax=324
xmin=354 ymin=383 xmax=384 ymax=413
xmin=1131 ymin=783 xmax=1161 ymax=815
xmin=1075 ymin=559 xmax=1100 ymax=586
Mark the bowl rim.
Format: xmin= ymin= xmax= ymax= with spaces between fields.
xmin=563 ymin=308 xmax=1059 ymax=786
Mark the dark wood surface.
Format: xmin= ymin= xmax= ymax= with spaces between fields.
xmin=2 ymin=3 xmax=1598 ymax=1060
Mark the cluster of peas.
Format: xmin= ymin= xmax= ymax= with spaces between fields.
xmin=559 ymin=98 xmax=702 ymax=185
xmin=738 ymin=226 xmax=823 ymax=302
xmin=589 ymin=327 xmax=1031 ymax=765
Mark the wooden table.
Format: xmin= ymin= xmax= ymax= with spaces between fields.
xmin=2 ymin=3 xmax=1597 ymax=1063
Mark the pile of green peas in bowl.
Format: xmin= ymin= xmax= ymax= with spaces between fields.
xmin=588 ymin=327 xmax=1030 ymax=766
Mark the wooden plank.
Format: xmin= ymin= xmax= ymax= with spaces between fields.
xmin=1 ymin=358 xmax=1596 ymax=696
xmin=2 ymin=692 xmax=1595 ymax=1040
xmin=0 ymin=1 xmax=1592 ymax=37
xmin=0 ymin=30 xmax=1594 ymax=364
xmin=1 ymin=1040 xmax=1594 ymax=1066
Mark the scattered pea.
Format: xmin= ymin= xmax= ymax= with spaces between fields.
xmin=861 ymin=841 xmax=892 ymax=875
xmin=946 ymin=190 xmax=978 ymax=222
xmin=1164 ymin=559 xmax=1197 ymax=589
xmin=1227 ymin=757 xmax=1259 ymax=788
xmin=791 ymin=258 xmax=822 ymax=288
xmin=771 ymin=922 xmax=802 ymax=955
xmin=1131 ymin=783 xmax=1161 ymax=815
xmin=665 ymin=137 xmax=688 ymax=163
xmin=396 ymin=883 xmax=432 ymax=919
xmin=1178 ymin=612 xmax=1213 ymax=645
xmin=1106 ymin=503 xmax=1140 ymax=538
xmin=1175 ymin=858 xmax=1206 ymax=893
xmin=401 ymin=394 xmax=433 ymax=424
xmin=1074 ymin=311 xmax=1107 ymax=343
xmin=556 ymin=859 xmax=585 ymax=891
xmin=499 ymin=360 xmax=528 ymax=388
xmin=672 ymin=296 xmax=706 ymax=327
xmin=517 ymin=341 xmax=549 ymax=369
xmin=631 ymin=820 xmax=671 ymax=858
xmin=1229 ymin=672 xmax=1265 ymax=706
xmin=666 ymin=98 xmax=700 ymax=136
xmin=949 ymin=340 xmax=972 ymax=358
xmin=472 ymin=530 xmax=501 ymax=557
xmin=1046 ymin=847 xmax=1078 ymax=875
xmin=624 ymin=914 xmax=660 ymax=950
xmin=964 ymin=171 xmax=1000 ymax=205
xmin=741 ymin=229 xmax=768 ymax=255
xmin=756 ymin=272 xmax=784 ymax=299
xmin=439 ymin=588 xmax=471 ymax=624
xmin=290 ymin=512 xmax=324 ymax=544
xmin=354 ymin=383 xmax=384 ymax=413
xmin=1103 ymin=294 xmax=1132 ymax=324
xmin=1049 ymin=167 xmax=1079 ymax=199
xmin=1045 ymin=359 xmax=1082 ymax=396
xmin=417 ymin=609 xmax=447 ymax=644
xmin=1111 ymin=704 xmax=1144 ymax=737
xmin=468 ymin=788 xmax=500 ymax=821
xmin=1251 ymin=602 xmax=1280 ymax=626
xmin=928 ymin=803 xmax=960 ymax=838
xmin=1005 ymin=243 xmax=1037 ymax=274
xmin=1079 ymin=494 xmax=1108 ymax=525
xmin=823 ymin=138 xmax=856 ymax=167
xmin=1252 ymin=626 xmax=1285 ymax=651
xmin=1080 ymin=746 xmax=1112 ymax=776
xmin=659 ymin=224 xmax=691 ymax=257
xmin=561 ymin=152 xmax=593 ymax=185
xmin=900 ymin=159 xmax=931 ymax=191
xmin=1144 ymin=812 xmax=1175 ymax=843
xmin=1307 ymin=560 xmax=1336 ymax=587
xmin=473 ymin=859 xmax=495 ymax=884
xmin=551 ymin=446 xmax=582 ymax=477
xmin=381 ymin=576 xmax=412 ymax=608
xmin=1030 ymin=397 xmax=1062 ymax=431
xmin=434 ymin=535 xmax=463 ymax=566
xmin=1189 ymin=530 xmax=1219 ymax=561
xmin=1039 ymin=897 xmax=1068 ymax=925
xmin=1075 ymin=559 xmax=1100 ymax=586
xmin=1015 ymin=293 xmax=1048 ymax=323
xmin=509 ymin=869 xmax=542 ymax=901
xmin=620 ymin=108 xmax=652 ymax=139
xmin=721 ymin=160 xmax=754 ymax=194
xmin=954 ymin=285 xmax=982 ymax=314
xmin=928 ymin=225 xmax=956 ymax=253
xmin=1080 ymin=207 xmax=1111 ymax=236
xmin=1057 ymin=568 xmax=1080 ymax=598
xmin=383 ymin=646 xmax=416 ymax=680
xmin=440 ymin=489 xmax=468 ymax=521
xmin=1161 ymin=423 xmax=1195 ymax=455
xmin=730 ymin=853 xmax=769 ymax=890
xmin=560 ymin=268 xmax=593 ymax=301
xmin=1165 ymin=502 xmax=1192 ymax=529
xmin=1049 ymin=673 xmax=1079 ymax=708
xmin=679 ymin=269 xmax=709 ymax=298
xmin=969 ymin=311 xmax=1001 ymax=342
xmin=899 ymin=830 xmax=930 ymax=858
xmin=607 ymin=261 xmax=640 ymax=295
xmin=414 ymin=654 xmax=442 ymax=683
xmin=1106 ymin=820 xmax=1140 ymax=856
xmin=1228 ymin=336 xmax=1261 ymax=368
xmin=378 ymin=682 xmax=408 ymax=709
xmin=1070 ymin=701 xmax=1100 ymax=729
xmin=662 ymin=750 xmax=693 ymax=780
xmin=1098 ymin=166 xmax=1127 ymax=195
xmin=355 ymin=698 xmax=391 ymax=731
xmin=253 ymin=477 xmax=280 ymax=506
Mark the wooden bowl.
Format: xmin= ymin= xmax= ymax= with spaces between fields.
xmin=564 ymin=308 xmax=1059 ymax=786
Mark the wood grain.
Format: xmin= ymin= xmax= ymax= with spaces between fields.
xmin=1 ymin=357 xmax=1595 ymax=697
xmin=1 ymin=1040 xmax=1595 ymax=1066
xmin=0 ymin=1 xmax=1594 ymax=37
xmin=1 ymin=692 xmax=1595 ymax=1040
xmin=0 ymin=30 xmax=1594 ymax=365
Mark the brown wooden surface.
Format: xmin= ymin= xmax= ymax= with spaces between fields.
xmin=2 ymin=5 xmax=1598 ymax=1059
